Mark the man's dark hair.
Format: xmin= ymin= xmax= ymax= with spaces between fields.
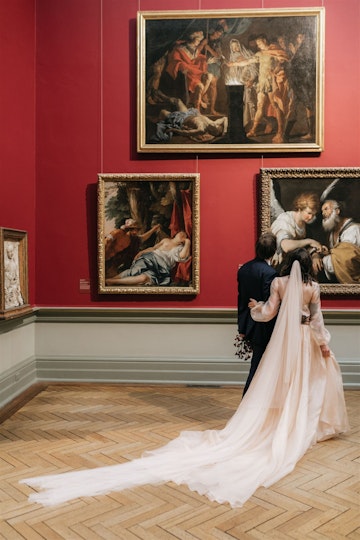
xmin=255 ymin=233 xmax=277 ymax=260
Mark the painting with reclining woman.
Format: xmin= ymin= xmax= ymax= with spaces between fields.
xmin=97 ymin=173 xmax=200 ymax=295
xmin=137 ymin=8 xmax=324 ymax=153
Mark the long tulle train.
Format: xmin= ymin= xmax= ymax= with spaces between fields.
xmin=20 ymin=263 xmax=349 ymax=507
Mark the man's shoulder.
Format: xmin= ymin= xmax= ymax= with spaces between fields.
xmin=238 ymin=258 xmax=257 ymax=272
xmin=238 ymin=258 xmax=276 ymax=275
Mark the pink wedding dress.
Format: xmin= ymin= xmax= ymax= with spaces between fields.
xmin=20 ymin=262 xmax=349 ymax=507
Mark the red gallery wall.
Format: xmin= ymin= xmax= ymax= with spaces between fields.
xmin=3 ymin=0 xmax=360 ymax=310
xmin=0 ymin=0 xmax=36 ymax=305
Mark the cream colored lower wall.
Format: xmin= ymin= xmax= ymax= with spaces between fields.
xmin=325 ymin=324 xmax=360 ymax=361
xmin=36 ymin=322 xmax=235 ymax=358
xmin=0 ymin=309 xmax=359 ymax=408
xmin=0 ymin=315 xmax=37 ymax=407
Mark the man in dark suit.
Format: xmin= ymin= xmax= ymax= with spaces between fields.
xmin=237 ymin=233 xmax=278 ymax=396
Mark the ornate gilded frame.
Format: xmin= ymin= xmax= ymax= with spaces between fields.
xmin=97 ymin=173 xmax=200 ymax=295
xmin=259 ymin=168 xmax=360 ymax=295
xmin=137 ymin=8 xmax=325 ymax=153
xmin=0 ymin=228 xmax=32 ymax=319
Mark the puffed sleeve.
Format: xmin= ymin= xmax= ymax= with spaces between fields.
xmin=309 ymin=282 xmax=331 ymax=345
xmin=250 ymin=277 xmax=281 ymax=322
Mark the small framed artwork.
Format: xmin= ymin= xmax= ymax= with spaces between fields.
xmin=97 ymin=173 xmax=200 ymax=295
xmin=137 ymin=8 xmax=325 ymax=153
xmin=0 ymin=228 xmax=32 ymax=319
xmin=259 ymin=168 xmax=360 ymax=295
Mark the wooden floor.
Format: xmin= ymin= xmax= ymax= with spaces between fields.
xmin=0 ymin=384 xmax=359 ymax=539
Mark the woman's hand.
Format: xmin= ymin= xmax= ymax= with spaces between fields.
xmin=248 ymin=298 xmax=258 ymax=309
xmin=320 ymin=344 xmax=331 ymax=358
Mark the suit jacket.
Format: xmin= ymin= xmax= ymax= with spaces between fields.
xmin=237 ymin=257 xmax=278 ymax=348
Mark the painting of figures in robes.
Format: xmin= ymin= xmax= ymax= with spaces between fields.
xmin=97 ymin=173 xmax=200 ymax=295
xmin=137 ymin=8 xmax=324 ymax=153
xmin=260 ymin=168 xmax=360 ymax=295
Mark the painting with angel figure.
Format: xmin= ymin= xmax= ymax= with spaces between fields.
xmin=260 ymin=168 xmax=360 ymax=295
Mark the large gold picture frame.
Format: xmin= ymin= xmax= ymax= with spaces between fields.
xmin=259 ymin=168 xmax=360 ymax=295
xmin=137 ymin=8 xmax=325 ymax=153
xmin=0 ymin=228 xmax=32 ymax=319
xmin=98 ymin=173 xmax=200 ymax=295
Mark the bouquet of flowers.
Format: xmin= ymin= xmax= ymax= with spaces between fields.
xmin=234 ymin=334 xmax=253 ymax=361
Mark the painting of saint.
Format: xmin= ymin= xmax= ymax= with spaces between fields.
xmin=260 ymin=169 xmax=360 ymax=294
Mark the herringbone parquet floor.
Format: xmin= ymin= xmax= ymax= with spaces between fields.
xmin=0 ymin=384 xmax=359 ymax=539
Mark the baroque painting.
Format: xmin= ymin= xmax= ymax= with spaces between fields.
xmin=98 ymin=173 xmax=200 ymax=295
xmin=137 ymin=8 xmax=324 ymax=153
xmin=260 ymin=168 xmax=360 ymax=295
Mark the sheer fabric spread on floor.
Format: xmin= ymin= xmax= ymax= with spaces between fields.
xmin=20 ymin=262 xmax=349 ymax=507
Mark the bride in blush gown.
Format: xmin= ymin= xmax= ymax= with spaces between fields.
xmin=20 ymin=248 xmax=349 ymax=508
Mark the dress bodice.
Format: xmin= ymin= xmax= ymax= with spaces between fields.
xmin=251 ymin=276 xmax=330 ymax=346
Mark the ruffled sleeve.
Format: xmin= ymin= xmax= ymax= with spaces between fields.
xmin=250 ymin=277 xmax=281 ymax=322
xmin=309 ymin=282 xmax=331 ymax=346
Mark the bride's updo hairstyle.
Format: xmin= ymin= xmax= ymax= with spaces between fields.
xmin=280 ymin=248 xmax=315 ymax=284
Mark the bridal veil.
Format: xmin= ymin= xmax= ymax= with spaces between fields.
xmin=20 ymin=261 xmax=349 ymax=507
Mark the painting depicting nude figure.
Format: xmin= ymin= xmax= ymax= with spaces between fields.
xmin=97 ymin=173 xmax=200 ymax=295
xmin=137 ymin=8 xmax=324 ymax=153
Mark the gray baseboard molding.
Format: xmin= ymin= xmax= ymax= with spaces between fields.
xmin=36 ymin=356 xmax=248 ymax=386
xmin=35 ymin=355 xmax=359 ymax=388
xmin=0 ymin=356 xmax=37 ymax=409
xmin=1 ymin=354 xmax=359 ymax=411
